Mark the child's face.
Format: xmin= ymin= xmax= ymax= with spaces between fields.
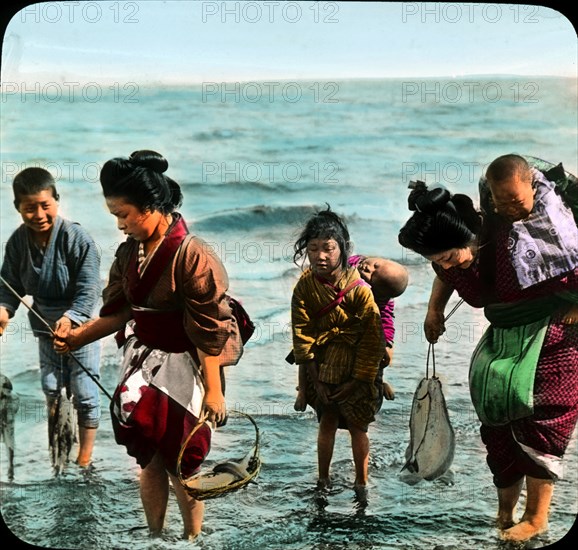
xmin=17 ymin=190 xmax=59 ymax=235
xmin=105 ymin=196 xmax=165 ymax=242
xmin=358 ymin=257 xmax=390 ymax=298
xmin=488 ymin=172 xmax=534 ymax=221
xmin=307 ymin=237 xmax=342 ymax=278
xmin=357 ymin=257 xmax=384 ymax=285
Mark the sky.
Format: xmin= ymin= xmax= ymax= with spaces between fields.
xmin=1 ymin=1 xmax=576 ymax=85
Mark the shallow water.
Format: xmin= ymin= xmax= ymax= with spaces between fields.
xmin=1 ymin=77 xmax=577 ymax=548
xmin=1 ymin=294 xmax=577 ymax=549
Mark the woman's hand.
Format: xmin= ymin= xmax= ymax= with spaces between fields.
xmin=203 ymin=387 xmax=227 ymax=427
xmin=54 ymin=312 xmax=129 ymax=354
xmin=424 ymin=276 xmax=453 ymax=343
xmin=197 ymin=349 xmax=227 ymax=427
xmin=424 ymin=309 xmax=446 ymax=343
xmin=53 ymin=324 xmax=81 ymax=354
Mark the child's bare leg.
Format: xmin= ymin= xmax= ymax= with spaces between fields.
xmin=294 ymin=364 xmax=307 ymax=411
xmin=349 ymin=424 xmax=369 ymax=487
xmin=317 ymin=408 xmax=339 ymax=487
xmin=562 ymin=305 xmax=578 ymax=324
xmin=349 ymin=423 xmax=370 ymax=503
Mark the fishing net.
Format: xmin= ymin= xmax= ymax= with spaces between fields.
xmin=523 ymin=155 xmax=578 ymax=224
xmin=176 ymin=410 xmax=261 ymax=501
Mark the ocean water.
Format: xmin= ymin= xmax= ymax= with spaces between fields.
xmin=1 ymin=77 xmax=577 ymax=549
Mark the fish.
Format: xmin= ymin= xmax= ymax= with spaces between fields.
xmin=48 ymin=386 xmax=78 ymax=476
xmin=183 ymin=443 xmax=261 ymax=500
xmin=0 ymin=373 xmax=20 ymax=481
xmin=401 ymin=376 xmax=455 ymax=481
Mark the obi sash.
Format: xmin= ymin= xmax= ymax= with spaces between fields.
xmin=131 ymin=307 xmax=193 ymax=354
xmin=116 ymin=215 xmax=191 ymax=351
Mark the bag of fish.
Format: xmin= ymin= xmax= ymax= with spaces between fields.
xmin=401 ymin=377 xmax=455 ymax=482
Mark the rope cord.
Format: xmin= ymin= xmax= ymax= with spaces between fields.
xmin=426 ymin=298 xmax=464 ymax=379
xmin=445 ymin=298 xmax=464 ymax=321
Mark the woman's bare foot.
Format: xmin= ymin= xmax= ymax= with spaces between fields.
xmin=499 ymin=476 xmax=553 ymax=542
xmin=496 ymin=515 xmax=516 ymax=530
xmin=499 ymin=519 xmax=548 ymax=542
xmin=294 ymin=392 xmax=307 ymax=411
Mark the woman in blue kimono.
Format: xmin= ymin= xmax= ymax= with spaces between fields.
xmin=0 ymin=167 xmax=102 ymax=468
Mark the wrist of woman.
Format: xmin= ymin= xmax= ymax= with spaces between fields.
xmin=67 ymin=327 xmax=84 ymax=349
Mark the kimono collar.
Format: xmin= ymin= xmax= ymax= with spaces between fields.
xmin=127 ymin=213 xmax=188 ymax=305
xmin=36 ymin=216 xmax=64 ymax=297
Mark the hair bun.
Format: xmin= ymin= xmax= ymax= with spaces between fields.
xmin=408 ymin=183 xmax=452 ymax=214
xmin=407 ymin=181 xmax=428 ymax=211
xmin=129 ymin=150 xmax=168 ymax=174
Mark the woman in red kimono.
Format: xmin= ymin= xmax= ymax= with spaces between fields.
xmin=398 ymin=158 xmax=578 ymax=544
xmin=54 ymin=150 xmax=242 ymax=540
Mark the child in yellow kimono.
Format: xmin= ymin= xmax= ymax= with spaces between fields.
xmin=290 ymin=206 xmax=385 ymax=502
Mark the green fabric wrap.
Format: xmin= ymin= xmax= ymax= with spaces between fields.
xmin=483 ymin=296 xmax=566 ymax=329
xmin=469 ymin=316 xmax=549 ymax=426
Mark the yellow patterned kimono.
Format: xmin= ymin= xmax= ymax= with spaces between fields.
xmin=291 ymin=267 xmax=386 ymax=427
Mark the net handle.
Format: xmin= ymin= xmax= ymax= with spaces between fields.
xmin=176 ymin=409 xmax=261 ymax=494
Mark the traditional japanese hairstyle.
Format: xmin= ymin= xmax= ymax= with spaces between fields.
xmin=100 ymin=150 xmax=182 ymax=214
xmin=398 ymin=181 xmax=481 ymax=256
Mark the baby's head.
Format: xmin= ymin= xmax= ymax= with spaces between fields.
xmin=357 ymin=257 xmax=408 ymax=302
xmin=485 ymin=154 xmax=534 ymax=221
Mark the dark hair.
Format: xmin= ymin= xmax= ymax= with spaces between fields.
xmin=12 ymin=167 xmax=59 ymax=209
xmin=100 ymin=150 xmax=182 ymax=215
xmin=293 ymin=205 xmax=351 ymax=269
xmin=398 ymin=181 xmax=481 ymax=256
xmin=486 ymin=153 xmax=532 ymax=186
